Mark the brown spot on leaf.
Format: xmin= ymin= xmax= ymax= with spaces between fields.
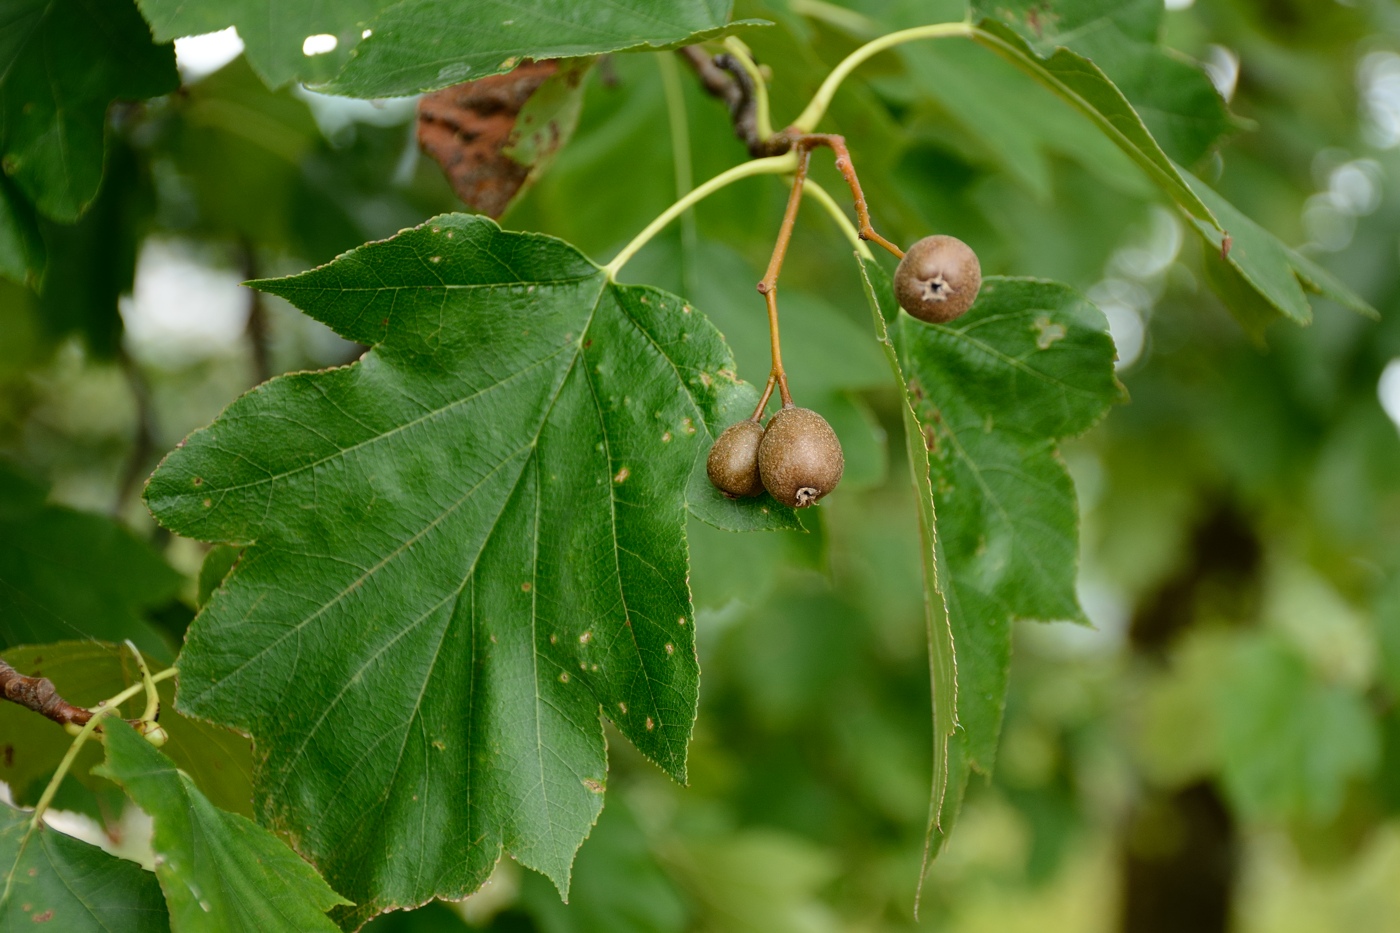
xmin=31 ymin=910 xmax=53 ymax=923
xmin=3 ymin=745 xmax=13 ymax=768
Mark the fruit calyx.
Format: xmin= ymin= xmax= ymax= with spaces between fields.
xmin=893 ymin=234 xmax=982 ymax=323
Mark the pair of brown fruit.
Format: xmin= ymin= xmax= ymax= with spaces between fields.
xmin=706 ymin=234 xmax=981 ymax=508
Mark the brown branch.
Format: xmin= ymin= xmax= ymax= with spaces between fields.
xmin=797 ymin=135 xmax=904 ymax=259
xmin=679 ymin=47 xmax=794 ymax=158
xmin=748 ymin=146 xmax=813 ymax=415
xmin=747 ymin=134 xmax=904 ymax=416
xmin=238 ymin=239 xmax=272 ymax=385
xmin=114 ymin=348 xmax=156 ymax=514
xmin=0 ymin=660 xmax=94 ymax=728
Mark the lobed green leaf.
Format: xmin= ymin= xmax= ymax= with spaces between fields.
xmin=899 ymin=277 xmax=1121 ymax=776
xmin=146 ymin=214 xmax=790 ymax=926
xmin=859 ymin=270 xmax=1121 ymax=872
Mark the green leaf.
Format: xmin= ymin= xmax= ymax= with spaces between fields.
xmin=0 ymin=801 xmax=168 ymax=931
xmin=969 ymin=0 xmax=1235 ymax=165
xmin=969 ymin=17 xmax=1216 ymax=227
xmin=896 ymin=277 xmax=1120 ymax=853
xmin=0 ymin=462 xmax=183 ymax=656
xmin=0 ymin=642 xmax=254 ymax=819
xmin=145 ymin=213 xmax=788 ymax=925
xmin=959 ymin=15 xmax=1378 ymax=329
xmin=0 ymin=0 xmax=177 ymax=222
xmin=135 ymin=0 xmax=384 ymax=89
xmin=96 ymin=719 xmax=351 ymax=933
xmin=32 ymin=138 xmax=153 ymax=357
xmin=899 ymin=278 xmax=1120 ymax=767
xmin=327 ymin=1 xmax=760 ymax=98
xmin=1184 ymin=170 xmax=1379 ymax=333
xmin=0 ymin=175 xmax=43 ymax=287
xmin=1215 ymin=634 xmax=1379 ymax=823
xmin=855 ymin=258 xmax=956 ymax=887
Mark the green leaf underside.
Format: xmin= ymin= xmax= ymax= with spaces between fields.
xmin=964 ymin=8 xmax=1377 ymax=327
xmin=135 ymin=0 xmax=384 ymax=89
xmin=146 ymin=214 xmax=788 ymax=926
xmin=0 ymin=802 xmax=168 ymax=932
xmin=970 ymin=18 xmax=1215 ymax=227
xmin=0 ymin=0 xmax=177 ymax=222
xmin=1183 ymin=170 xmax=1379 ymax=331
xmin=970 ymin=0 xmax=1235 ymax=166
xmin=855 ymin=260 xmax=956 ymax=891
xmin=878 ymin=275 xmax=1120 ymax=862
xmin=327 ymin=1 xmax=760 ymax=98
xmin=97 ymin=720 xmax=350 ymax=932
xmin=0 ymin=643 xmax=254 ymax=818
xmin=0 ymin=463 xmax=183 ymax=656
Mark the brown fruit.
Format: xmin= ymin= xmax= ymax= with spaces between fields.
xmin=893 ymin=234 xmax=982 ymax=323
xmin=758 ymin=407 xmax=844 ymax=508
xmin=707 ymin=420 xmax=766 ymax=498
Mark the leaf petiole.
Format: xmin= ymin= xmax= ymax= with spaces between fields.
xmin=790 ymin=21 xmax=974 ymax=133
xmin=602 ymin=151 xmax=798 ymax=278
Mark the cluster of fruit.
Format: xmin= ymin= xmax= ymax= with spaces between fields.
xmin=707 ymin=235 xmax=981 ymax=508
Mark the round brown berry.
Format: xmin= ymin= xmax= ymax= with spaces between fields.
xmin=893 ymin=235 xmax=982 ymax=323
xmin=757 ymin=407 xmax=843 ymax=508
xmin=707 ymin=420 xmax=766 ymax=498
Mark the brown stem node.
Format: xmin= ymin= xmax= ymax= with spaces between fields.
xmin=0 ymin=660 xmax=93 ymax=728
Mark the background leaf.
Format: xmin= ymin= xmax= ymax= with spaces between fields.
xmin=0 ymin=176 xmax=43 ymax=286
xmin=0 ymin=0 xmax=177 ymax=222
xmin=97 ymin=718 xmax=350 ymax=933
xmin=0 ymin=461 xmax=182 ymax=656
xmin=419 ymin=59 xmax=594 ymax=219
xmin=969 ymin=18 xmax=1217 ymax=226
xmin=0 ymin=802 xmax=169 ymax=932
xmin=1215 ymin=634 xmax=1379 ymax=823
xmin=969 ymin=0 xmax=1236 ymax=166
